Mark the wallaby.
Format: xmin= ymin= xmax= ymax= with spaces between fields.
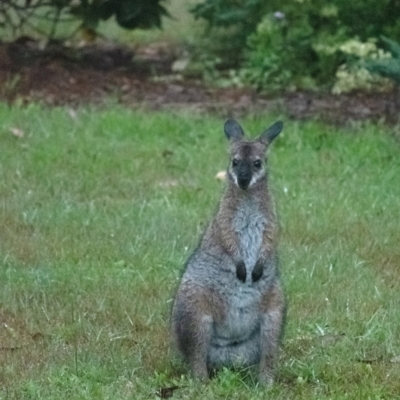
xmin=171 ymin=119 xmax=286 ymax=384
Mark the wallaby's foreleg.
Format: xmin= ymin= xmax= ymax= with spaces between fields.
xmin=258 ymin=282 xmax=285 ymax=384
xmin=236 ymin=260 xmax=247 ymax=283
xmin=252 ymin=259 xmax=264 ymax=282
xmin=252 ymin=224 xmax=278 ymax=283
xmin=172 ymin=284 xmax=223 ymax=380
xmin=252 ymin=254 xmax=278 ymax=283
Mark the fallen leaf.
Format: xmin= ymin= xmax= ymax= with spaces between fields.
xmin=291 ymin=335 xmax=313 ymax=342
xmin=67 ymin=108 xmax=78 ymax=120
xmin=215 ymin=170 xmax=227 ymax=181
xmin=31 ymin=332 xmax=45 ymax=341
xmin=0 ymin=309 xmax=36 ymax=349
xmin=357 ymin=356 xmax=383 ymax=364
xmin=162 ymin=149 xmax=174 ymax=158
xmin=0 ymin=345 xmax=24 ymax=351
xmin=320 ymin=333 xmax=345 ymax=347
xmin=390 ymin=355 xmax=400 ymax=363
xmin=172 ymin=59 xmax=189 ymax=72
xmin=81 ymin=27 xmax=97 ymax=43
xmin=10 ymin=127 xmax=24 ymax=138
xmin=157 ymin=179 xmax=179 ymax=188
xmin=156 ymin=386 xmax=181 ymax=399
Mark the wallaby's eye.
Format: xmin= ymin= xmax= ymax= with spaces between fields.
xmin=253 ymin=160 xmax=262 ymax=168
xmin=232 ymin=158 xmax=239 ymax=167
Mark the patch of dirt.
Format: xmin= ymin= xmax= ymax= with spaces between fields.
xmin=0 ymin=308 xmax=42 ymax=351
xmin=1 ymin=38 xmax=399 ymax=124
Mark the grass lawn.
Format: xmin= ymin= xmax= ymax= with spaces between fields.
xmin=1 ymin=104 xmax=400 ymax=399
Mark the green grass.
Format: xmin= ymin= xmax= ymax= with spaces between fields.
xmin=0 ymin=104 xmax=400 ymax=399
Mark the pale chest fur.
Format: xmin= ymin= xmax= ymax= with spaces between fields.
xmin=210 ymin=199 xmax=267 ymax=345
xmin=233 ymin=198 xmax=267 ymax=280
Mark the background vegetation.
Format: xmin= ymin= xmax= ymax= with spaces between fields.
xmin=1 ymin=105 xmax=400 ymax=399
xmin=1 ymin=0 xmax=400 ymax=92
xmin=0 ymin=0 xmax=168 ymax=39
xmin=1 ymin=1 xmax=400 ymax=398
xmin=191 ymin=0 xmax=400 ymax=91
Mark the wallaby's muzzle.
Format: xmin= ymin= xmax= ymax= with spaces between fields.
xmin=238 ymin=177 xmax=251 ymax=190
xmin=237 ymin=165 xmax=252 ymax=190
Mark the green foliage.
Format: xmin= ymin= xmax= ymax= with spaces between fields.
xmin=71 ymin=0 xmax=168 ymax=30
xmin=363 ymin=37 xmax=400 ymax=85
xmin=0 ymin=0 xmax=168 ymax=40
xmin=242 ymin=12 xmax=334 ymax=91
xmin=191 ymin=0 xmax=265 ymax=30
xmin=192 ymin=0 xmax=400 ymax=90
xmin=332 ymin=38 xmax=393 ymax=94
xmin=191 ymin=0 xmax=268 ymax=58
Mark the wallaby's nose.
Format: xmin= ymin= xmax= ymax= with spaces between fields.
xmin=235 ymin=162 xmax=252 ymax=190
xmin=237 ymin=166 xmax=251 ymax=190
xmin=238 ymin=178 xmax=250 ymax=190
xmin=238 ymin=175 xmax=251 ymax=190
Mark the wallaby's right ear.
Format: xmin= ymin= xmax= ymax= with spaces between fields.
xmin=259 ymin=121 xmax=283 ymax=144
xmin=224 ymin=119 xmax=245 ymax=141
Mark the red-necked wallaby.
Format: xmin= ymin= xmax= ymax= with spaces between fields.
xmin=171 ymin=119 xmax=286 ymax=384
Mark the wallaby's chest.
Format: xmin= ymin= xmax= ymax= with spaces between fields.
xmin=233 ymin=199 xmax=266 ymax=272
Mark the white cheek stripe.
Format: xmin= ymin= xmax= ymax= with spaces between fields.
xmin=229 ymin=170 xmax=239 ymax=186
xmin=229 ymin=169 xmax=265 ymax=188
xmin=249 ymin=170 xmax=264 ymax=187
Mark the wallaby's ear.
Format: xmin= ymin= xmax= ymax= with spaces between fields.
xmin=259 ymin=121 xmax=283 ymax=144
xmin=224 ymin=119 xmax=245 ymax=141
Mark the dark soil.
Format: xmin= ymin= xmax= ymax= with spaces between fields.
xmin=1 ymin=39 xmax=399 ymax=124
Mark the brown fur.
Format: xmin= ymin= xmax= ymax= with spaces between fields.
xmin=171 ymin=119 xmax=286 ymax=384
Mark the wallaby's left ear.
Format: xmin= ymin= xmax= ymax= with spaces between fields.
xmin=259 ymin=121 xmax=283 ymax=144
xmin=224 ymin=119 xmax=245 ymax=141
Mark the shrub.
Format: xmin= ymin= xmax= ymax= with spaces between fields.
xmin=192 ymin=0 xmax=400 ymax=91
xmin=191 ymin=0 xmax=268 ymax=59
xmin=362 ymin=37 xmax=400 ymax=85
xmin=332 ymin=39 xmax=393 ymax=94
xmin=240 ymin=6 xmax=348 ymax=91
xmin=0 ymin=0 xmax=168 ymax=40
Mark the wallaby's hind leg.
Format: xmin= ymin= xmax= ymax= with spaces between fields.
xmin=172 ymin=284 xmax=224 ymax=381
xmin=258 ymin=282 xmax=285 ymax=385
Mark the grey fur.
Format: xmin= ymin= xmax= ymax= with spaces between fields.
xmin=224 ymin=119 xmax=245 ymax=141
xmin=171 ymin=119 xmax=286 ymax=384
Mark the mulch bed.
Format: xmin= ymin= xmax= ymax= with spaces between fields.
xmin=1 ymin=38 xmax=399 ymax=124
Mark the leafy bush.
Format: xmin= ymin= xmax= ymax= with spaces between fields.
xmin=242 ymin=12 xmax=337 ymax=91
xmin=191 ymin=0 xmax=268 ymax=59
xmin=363 ymin=37 xmax=400 ymax=85
xmin=192 ymin=0 xmax=400 ymax=91
xmin=332 ymin=39 xmax=393 ymax=94
xmin=71 ymin=0 xmax=168 ymax=30
xmin=0 ymin=0 xmax=168 ymax=40
xmin=239 ymin=6 xmax=348 ymax=91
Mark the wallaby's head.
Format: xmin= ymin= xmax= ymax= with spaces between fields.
xmin=224 ymin=119 xmax=283 ymax=191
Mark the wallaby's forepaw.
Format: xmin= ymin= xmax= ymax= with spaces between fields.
xmin=252 ymin=259 xmax=264 ymax=282
xmin=236 ymin=260 xmax=246 ymax=283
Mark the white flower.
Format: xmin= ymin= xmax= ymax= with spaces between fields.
xmin=273 ymin=11 xmax=285 ymax=20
